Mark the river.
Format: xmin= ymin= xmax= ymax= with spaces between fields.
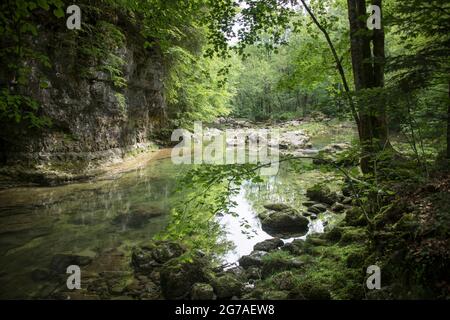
xmin=0 ymin=121 xmax=354 ymax=298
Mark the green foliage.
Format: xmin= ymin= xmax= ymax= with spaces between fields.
xmin=166 ymin=45 xmax=233 ymax=128
xmin=0 ymin=0 xmax=64 ymax=128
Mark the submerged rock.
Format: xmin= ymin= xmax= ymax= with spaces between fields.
xmin=31 ymin=268 xmax=51 ymax=281
xmin=259 ymin=205 xmax=309 ymax=238
xmin=253 ymin=238 xmax=284 ymax=252
xmin=50 ymin=254 xmax=93 ymax=273
xmin=112 ymin=208 xmax=165 ymax=229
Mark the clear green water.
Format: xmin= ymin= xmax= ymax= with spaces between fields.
xmin=0 ymin=156 xmax=181 ymax=298
xmin=0 ymin=123 xmax=353 ymax=299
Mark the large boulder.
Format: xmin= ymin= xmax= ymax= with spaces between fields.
xmin=259 ymin=204 xmax=309 ymax=238
xmin=253 ymin=238 xmax=284 ymax=252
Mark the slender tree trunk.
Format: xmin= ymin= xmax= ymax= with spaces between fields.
xmin=300 ymin=0 xmax=360 ymax=132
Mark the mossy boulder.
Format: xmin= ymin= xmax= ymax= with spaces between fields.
xmin=291 ymin=279 xmax=331 ymax=300
xmin=306 ymin=184 xmax=338 ymax=205
xmin=191 ymin=283 xmax=215 ymax=300
xmin=281 ymin=239 xmax=305 ymax=255
xmin=323 ymin=227 xmax=343 ymax=243
xmin=346 ymin=251 xmax=366 ymax=269
xmin=269 ymin=271 xmax=300 ymax=291
xmin=212 ymin=274 xmax=244 ymax=299
xmin=253 ymin=238 xmax=284 ymax=252
xmin=344 ymin=207 xmax=368 ymax=227
xmin=259 ymin=205 xmax=309 ymax=238
xmin=306 ymin=236 xmax=328 ymax=247
xmin=263 ymin=203 xmax=291 ymax=211
xmin=131 ymin=241 xmax=185 ymax=273
xmin=261 ymin=290 xmax=290 ymax=300
xmin=339 ymin=227 xmax=366 ymax=245
xmin=159 ymin=255 xmax=209 ymax=299
xmin=261 ymin=252 xmax=304 ymax=277
xmin=239 ymin=251 xmax=267 ymax=268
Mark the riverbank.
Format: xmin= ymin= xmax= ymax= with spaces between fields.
xmin=0 ymin=118 xmax=355 ymax=189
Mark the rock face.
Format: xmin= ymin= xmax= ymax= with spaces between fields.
xmin=259 ymin=204 xmax=309 ymax=238
xmin=0 ymin=13 xmax=166 ymax=174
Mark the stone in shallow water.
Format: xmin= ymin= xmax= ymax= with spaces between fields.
xmin=112 ymin=208 xmax=165 ymax=229
xmin=253 ymin=238 xmax=284 ymax=252
xmin=31 ymin=268 xmax=51 ymax=281
xmin=306 ymin=184 xmax=338 ymax=205
xmin=50 ymin=254 xmax=93 ymax=273
xmin=259 ymin=206 xmax=309 ymax=238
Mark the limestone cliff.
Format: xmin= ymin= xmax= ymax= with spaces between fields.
xmin=0 ymin=10 xmax=166 ymax=184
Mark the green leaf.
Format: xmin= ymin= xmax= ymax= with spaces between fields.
xmin=39 ymin=81 xmax=49 ymax=89
xmin=37 ymin=0 xmax=50 ymax=10
xmin=53 ymin=7 xmax=65 ymax=18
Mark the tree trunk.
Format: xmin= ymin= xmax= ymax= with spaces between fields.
xmin=447 ymin=79 xmax=450 ymax=159
xmin=347 ymin=0 xmax=390 ymax=174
